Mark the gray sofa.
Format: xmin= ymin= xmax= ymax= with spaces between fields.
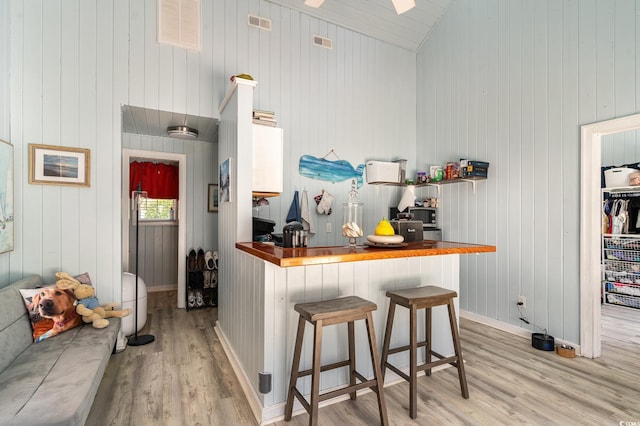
xmin=0 ymin=275 xmax=120 ymax=426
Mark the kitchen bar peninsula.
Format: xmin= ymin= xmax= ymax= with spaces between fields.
xmin=217 ymin=240 xmax=495 ymax=424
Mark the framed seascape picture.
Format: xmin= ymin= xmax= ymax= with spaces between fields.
xmin=208 ymin=184 xmax=219 ymax=212
xmin=0 ymin=139 xmax=14 ymax=254
xmin=29 ymin=144 xmax=90 ymax=187
xmin=219 ymin=158 xmax=231 ymax=203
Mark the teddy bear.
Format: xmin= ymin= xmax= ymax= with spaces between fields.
xmin=55 ymin=272 xmax=132 ymax=329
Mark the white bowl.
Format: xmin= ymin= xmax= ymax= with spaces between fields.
xmin=367 ymin=234 xmax=404 ymax=244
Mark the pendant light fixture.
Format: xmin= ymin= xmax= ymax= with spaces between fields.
xmin=167 ymin=125 xmax=199 ymax=140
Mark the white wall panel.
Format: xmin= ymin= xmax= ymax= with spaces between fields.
xmin=2 ymin=0 xmax=415 ymax=297
xmin=0 ymin=0 xmax=9 ymax=286
xmin=417 ymin=0 xmax=640 ymax=343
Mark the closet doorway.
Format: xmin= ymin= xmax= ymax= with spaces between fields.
xmin=580 ymin=112 xmax=640 ymax=358
xmin=122 ymin=149 xmax=187 ymax=308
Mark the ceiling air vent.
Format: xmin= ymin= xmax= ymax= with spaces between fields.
xmin=248 ymin=14 xmax=272 ymax=31
xmin=313 ymin=35 xmax=332 ymax=49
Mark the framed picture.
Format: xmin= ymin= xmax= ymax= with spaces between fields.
xmin=29 ymin=144 xmax=90 ymax=187
xmin=208 ymin=184 xmax=219 ymax=212
xmin=219 ymin=158 xmax=231 ymax=203
xmin=0 ymin=139 xmax=14 ymax=254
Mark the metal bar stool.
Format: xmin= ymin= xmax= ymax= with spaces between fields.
xmin=284 ymin=296 xmax=388 ymax=426
xmin=380 ymin=286 xmax=469 ymax=419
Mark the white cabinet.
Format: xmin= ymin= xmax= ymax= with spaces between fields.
xmin=252 ymin=124 xmax=283 ymax=195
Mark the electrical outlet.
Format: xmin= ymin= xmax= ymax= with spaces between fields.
xmin=326 ymin=222 xmax=332 ymax=233
xmin=518 ymin=296 xmax=526 ymax=309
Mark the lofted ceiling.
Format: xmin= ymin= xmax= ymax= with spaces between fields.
xmin=265 ymin=0 xmax=452 ymax=51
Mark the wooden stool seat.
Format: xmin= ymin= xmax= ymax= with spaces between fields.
xmin=380 ymin=285 xmax=469 ymax=419
xmin=285 ymin=296 xmax=388 ymax=426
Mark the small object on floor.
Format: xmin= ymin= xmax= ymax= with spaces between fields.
xmin=532 ymin=332 xmax=555 ymax=351
xmin=556 ymin=344 xmax=575 ymax=358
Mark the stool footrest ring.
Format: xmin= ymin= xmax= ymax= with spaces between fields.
xmin=296 ymin=359 xmax=351 ymax=378
xmin=386 ymin=340 xmax=429 ymax=356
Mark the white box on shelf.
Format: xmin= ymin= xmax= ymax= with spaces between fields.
xmin=366 ymin=161 xmax=400 ymax=183
xmin=605 ymin=167 xmax=636 ymax=188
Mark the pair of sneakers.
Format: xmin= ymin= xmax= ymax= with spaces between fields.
xmin=188 ymin=289 xmax=204 ymax=308
xmin=203 ymin=270 xmax=219 ymax=288
xmin=189 ymin=249 xmax=218 ymax=271
xmin=188 ymin=249 xmax=206 ymax=271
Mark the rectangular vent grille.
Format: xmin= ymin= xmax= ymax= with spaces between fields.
xmin=248 ymin=15 xmax=272 ymax=31
xmin=313 ymin=35 xmax=332 ymax=49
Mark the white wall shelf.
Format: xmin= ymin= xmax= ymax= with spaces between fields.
xmin=369 ymin=176 xmax=486 ymax=196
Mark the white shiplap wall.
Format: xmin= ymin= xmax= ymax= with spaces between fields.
xmin=418 ymin=0 xmax=640 ymax=343
xmin=602 ymin=130 xmax=640 ymax=167
xmin=0 ymin=0 xmax=10 ymax=285
xmin=2 ymin=0 xmax=416 ymax=301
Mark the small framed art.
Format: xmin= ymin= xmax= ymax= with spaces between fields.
xmin=208 ymin=184 xmax=219 ymax=212
xmin=29 ymin=144 xmax=90 ymax=187
xmin=219 ymin=158 xmax=231 ymax=203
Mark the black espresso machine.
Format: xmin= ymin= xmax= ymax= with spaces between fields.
xmin=252 ymin=217 xmax=284 ymax=245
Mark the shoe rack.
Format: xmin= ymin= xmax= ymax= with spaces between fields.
xmin=186 ymin=249 xmax=218 ymax=311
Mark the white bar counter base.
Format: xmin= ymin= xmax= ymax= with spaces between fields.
xmin=215 ymin=240 xmax=495 ymax=424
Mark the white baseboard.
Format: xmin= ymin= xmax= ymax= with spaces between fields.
xmin=215 ymin=319 xmax=452 ymax=425
xmin=459 ymin=310 xmax=581 ymax=355
xmin=214 ymin=322 xmax=264 ymax=424
xmin=146 ymin=284 xmax=177 ymax=293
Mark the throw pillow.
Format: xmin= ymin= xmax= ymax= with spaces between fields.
xmin=19 ymin=285 xmax=83 ymax=342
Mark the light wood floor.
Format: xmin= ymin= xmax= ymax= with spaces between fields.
xmin=89 ymin=292 xmax=640 ymax=425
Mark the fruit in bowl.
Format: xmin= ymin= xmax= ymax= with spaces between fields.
xmin=374 ymin=218 xmax=395 ymax=236
xmin=368 ymin=218 xmax=404 ymax=244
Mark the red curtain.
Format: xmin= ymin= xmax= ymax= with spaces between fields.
xmin=129 ymin=161 xmax=179 ymax=199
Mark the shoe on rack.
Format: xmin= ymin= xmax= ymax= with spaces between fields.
xmin=210 ymin=270 xmax=218 ymax=288
xmin=188 ymin=291 xmax=196 ymax=308
xmin=203 ymin=290 xmax=211 ymax=306
xmin=203 ymin=270 xmax=211 ymax=288
xmin=189 ymin=271 xmax=204 ymax=289
xmin=197 ymin=248 xmax=206 ymax=270
xmin=212 ymin=251 xmax=218 ymax=269
xmin=188 ymin=249 xmax=197 ymax=271
xmin=196 ymin=290 xmax=204 ymax=307
xmin=205 ymin=250 xmax=215 ymax=270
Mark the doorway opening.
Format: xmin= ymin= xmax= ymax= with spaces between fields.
xmin=122 ymin=149 xmax=188 ymax=308
xmin=580 ymin=112 xmax=640 ymax=358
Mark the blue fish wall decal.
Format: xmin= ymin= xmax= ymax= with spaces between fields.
xmin=299 ymin=155 xmax=365 ymax=188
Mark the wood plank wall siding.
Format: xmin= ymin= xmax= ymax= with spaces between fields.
xmin=417 ymin=0 xmax=640 ymax=344
xmin=2 ymin=0 xmax=640 ymax=348
xmin=1 ymin=0 xmax=415 ymax=300
xmin=128 ymin=222 xmax=178 ymax=290
xmin=602 ymin=129 xmax=640 ymax=167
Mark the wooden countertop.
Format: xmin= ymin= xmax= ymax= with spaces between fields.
xmin=236 ymin=240 xmax=496 ymax=267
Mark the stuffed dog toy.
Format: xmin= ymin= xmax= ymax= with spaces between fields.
xmin=55 ymin=272 xmax=132 ymax=329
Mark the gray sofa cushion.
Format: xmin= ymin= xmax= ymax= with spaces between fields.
xmin=0 ymin=275 xmax=44 ymax=373
xmin=0 ymin=318 xmax=120 ymax=426
xmin=0 ymin=275 xmax=121 ymax=426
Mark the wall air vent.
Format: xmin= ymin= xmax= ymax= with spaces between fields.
xmin=313 ymin=35 xmax=332 ymax=49
xmin=248 ymin=14 xmax=272 ymax=31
